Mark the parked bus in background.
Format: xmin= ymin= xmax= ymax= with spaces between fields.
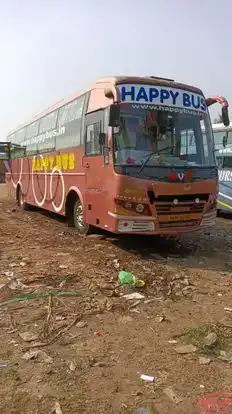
xmin=211 ymin=122 xmax=232 ymax=213
xmin=1 ymin=76 xmax=229 ymax=235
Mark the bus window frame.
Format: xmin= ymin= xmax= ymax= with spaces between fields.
xmin=84 ymin=109 xmax=105 ymax=157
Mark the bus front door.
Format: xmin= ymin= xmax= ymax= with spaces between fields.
xmin=83 ymin=110 xmax=109 ymax=228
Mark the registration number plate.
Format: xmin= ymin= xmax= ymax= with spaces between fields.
xmin=167 ymin=213 xmax=200 ymax=222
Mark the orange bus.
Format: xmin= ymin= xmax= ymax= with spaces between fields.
xmin=2 ymin=76 xmax=230 ymax=235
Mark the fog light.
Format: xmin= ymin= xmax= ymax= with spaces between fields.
xmin=124 ymin=202 xmax=133 ymax=209
xmin=135 ymin=203 xmax=145 ymax=213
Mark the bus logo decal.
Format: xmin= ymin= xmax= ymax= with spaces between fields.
xmin=178 ymin=173 xmax=184 ymax=181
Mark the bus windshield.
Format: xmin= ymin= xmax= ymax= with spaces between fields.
xmin=114 ymin=105 xmax=214 ymax=167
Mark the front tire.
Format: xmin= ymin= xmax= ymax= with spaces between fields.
xmin=73 ymin=199 xmax=92 ymax=235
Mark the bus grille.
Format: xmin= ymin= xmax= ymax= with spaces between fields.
xmin=159 ymin=220 xmax=200 ymax=228
xmin=155 ymin=194 xmax=209 ymax=202
xmin=156 ymin=202 xmax=205 ymax=215
xmin=156 ymin=198 xmax=204 ymax=228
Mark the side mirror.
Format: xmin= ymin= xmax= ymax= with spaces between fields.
xmin=99 ymin=132 xmax=106 ymax=146
xmin=109 ymin=103 xmax=120 ymax=127
xmin=222 ymin=135 xmax=227 ymax=148
xmin=222 ymin=106 xmax=230 ymax=127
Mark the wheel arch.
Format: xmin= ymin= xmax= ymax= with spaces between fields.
xmin=65 ymin=186 xmax=84 ymax=224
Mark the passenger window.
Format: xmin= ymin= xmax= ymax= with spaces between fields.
xmin=37 ymin=137 xmax=56 ymax=154
xmin=86 ymin=122 xmax=101 ymax=155
xmin=16 ymin=128 xmax=26 ymax=145
xmin=26 ymin=121 xmax=40 ymax=139
xmin=39 ymin=111 xmax=58 ymax=133
xmin=9 ymin=129 xmax=27 ymax=158
xmin=57 ymin=96 xmax=85 ymax=126
xmin=56 ymin=94 xmax=86 ymax=150
xmin=37 ymin=111 xmax=58 ymax=153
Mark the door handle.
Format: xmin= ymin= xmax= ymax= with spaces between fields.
xmin=84 ymin=163 xmax=90 ymax=169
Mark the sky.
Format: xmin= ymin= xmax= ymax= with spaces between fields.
xmin=0 ymin=0 xmax=231 ymax=140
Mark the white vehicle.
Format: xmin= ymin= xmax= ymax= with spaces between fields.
xmin=212 ymin=122 xmax=232 ymax=212
xmin=212 ymin=121 xmax=232 ymax=151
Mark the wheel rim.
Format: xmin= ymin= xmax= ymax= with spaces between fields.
xmin=75 ymin=202 xmax=88 ymax=231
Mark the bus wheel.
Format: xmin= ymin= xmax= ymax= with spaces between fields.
xmin=73 ymin=199 xmax=92 ymax=234
xmin=17 ymin=186 xmax=30 ymax=211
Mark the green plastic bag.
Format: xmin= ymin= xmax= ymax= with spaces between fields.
xmin=119 ymin=271 xmax=145 ymax=287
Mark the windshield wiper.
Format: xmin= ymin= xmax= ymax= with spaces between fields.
xmin=137 ymin=146 xmax=174 ymax=177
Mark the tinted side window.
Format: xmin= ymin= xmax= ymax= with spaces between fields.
xmin=26 ymin=121 xmax=40 ymax=139
xmin=56 ymin=94 xmax=86 ymax=150
xmin=8 ymin=128 xmax=26 ymax=159
xmin=86 ymin=122 xmax=101 ymax=155
xmin=57 ymin=98 xmax=84 ymax=125
xmin=39 ymin=111 xmax=58 ymax=133
xmin=16 ymin=128 xmax=26 ymax=144
xmin=37 ymin=110 xmax=58 ymax=153
xmin=24 ymin=121 xmax=40 ymax=156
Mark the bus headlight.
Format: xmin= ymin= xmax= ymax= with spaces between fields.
xmin=135 ymin=203 xmax=145 ymax=213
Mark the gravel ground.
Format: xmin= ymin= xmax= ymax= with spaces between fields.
xmin=0 ymin=184 xmax=232 ymax=414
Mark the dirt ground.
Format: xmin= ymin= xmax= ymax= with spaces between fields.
xmin=0 ymin=184 xmax=232 ymax=414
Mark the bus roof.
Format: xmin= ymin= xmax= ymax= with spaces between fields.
xmin=7 ymin=75 xmax=204 ymax=137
